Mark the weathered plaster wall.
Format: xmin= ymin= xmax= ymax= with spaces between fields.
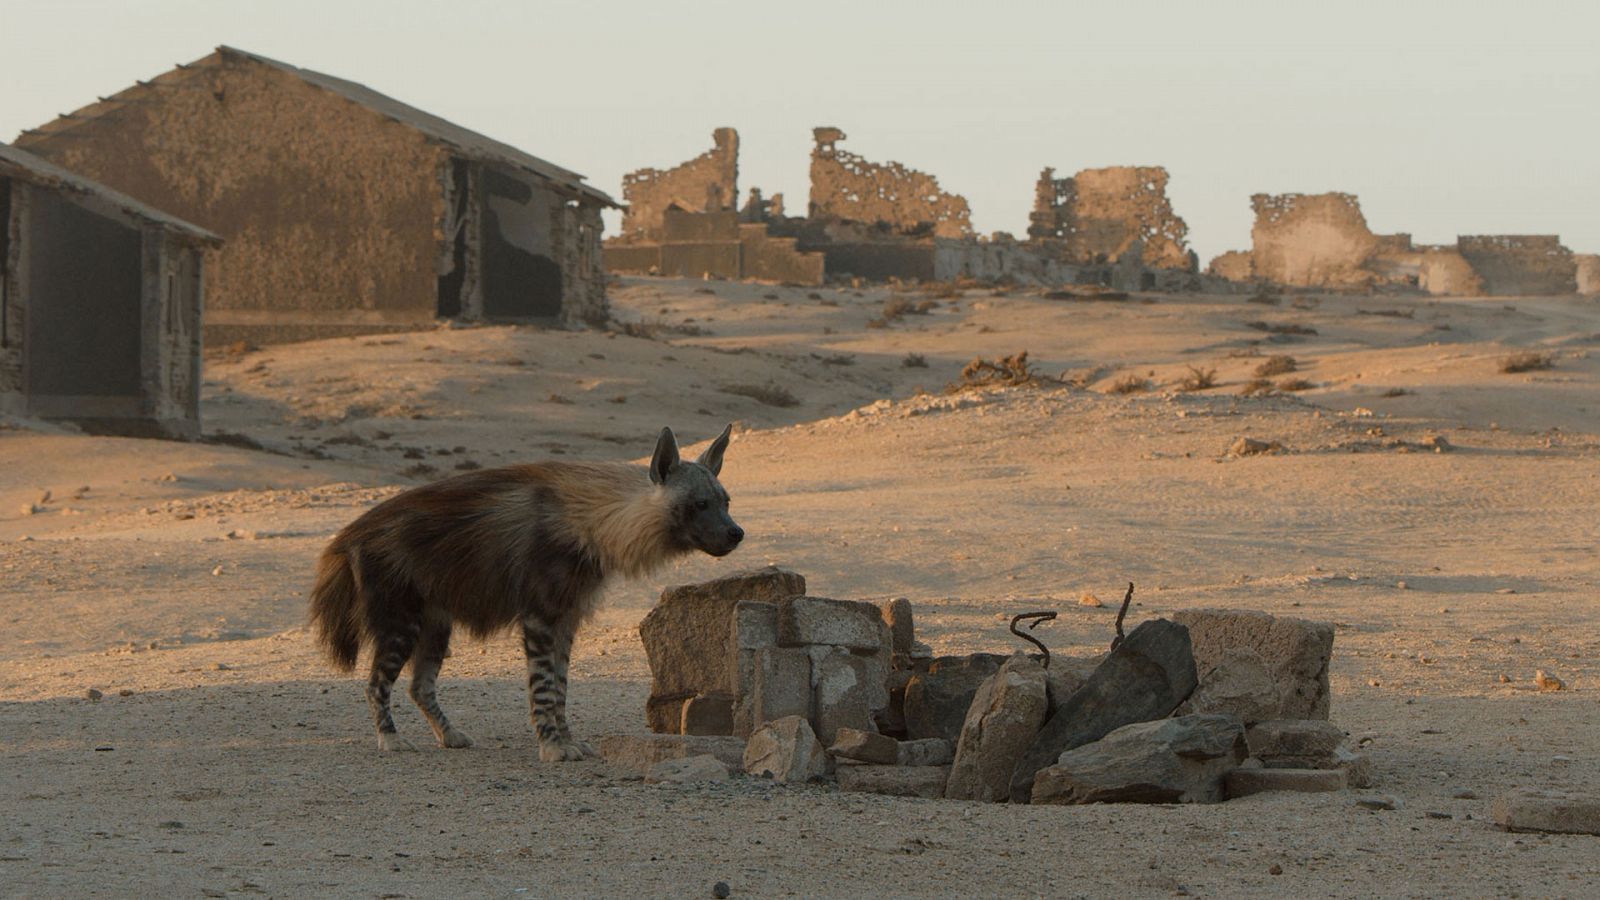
xmin=1418 ymin=246 xmax=1483 ymax=296
xmin=1207 ymin=250 xmax=1254 ymax=282
xmin=1456 ymin=235 xmax=1577 ymax=296
xmin=1029 ymin=166 xmax=1192 ymax=270
xmin=1576 ymin=254 xmax=1600 ymax=296
xmin=619 ymin=128 xmax=738 ymax=242
xmin=18 ymin=53 xmax=443 ymax=339
xmin=808 ymin=127 xmax=970 ymax=239
xmin=1249 ymin=192 xmax=1377 ymax=288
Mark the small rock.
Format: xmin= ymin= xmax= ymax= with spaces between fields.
xmin=1452 ymin=788 xmax=1479 ymax=800
xmin=1078 ymin=592 xmax=1104 ymax=608
xmin=1177 ymin=649 xmax=1281 ymax=725
xmin=645 ymin=754 xmax=729 ymax=785
xmin=1269 ymin=864 xmax=1283 ymax=876
xmin=713 ymin=882 xmax=731 ymax=899
xmin=84 ymin=688 xmax=103 ymax=701
xmin=211 ymin=565 xmax=224 ymax=576
xmin=946 ymin=656 xmax=1050 ymax=802
xmin=1497 ymin=673 xmax=1512 ymax=684
xmin=1395 ymin=581 xmax=1408 ymax=590
xmin=1033 ymin=714 xmax=1247 ymax=805
xmin=1354 ymin=794 xmax=1401 ymax=811
xmin=1492 ymin=788 xmax=1600 ymax=835
xmin=600 ymin=734 xmax=747 ymax=775
xmin=1534 ymin=670 xmax=1566 ymax=692
xmin=118 ymin=689 xmax=135 ymax=697
xmin=213 ymin=663 xmax=231 ymax=671
xmin=18 ymin=503 xmax=38 ymax=516
xmin=829 ymin=727 xmax=898 ymax=765
xmin=1229 ymin=436 xmax=1286 ymax=457
xmin=1172 ymin=609 xmax=1332 ymax=721
xmin=742 ymin=716 xmax=830 ymax=783
xmin=1426 ymin=811 xmax=1452 ymax=820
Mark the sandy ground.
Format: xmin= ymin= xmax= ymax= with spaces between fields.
xmin=3 ymin=277 xmax=1600 ymax=898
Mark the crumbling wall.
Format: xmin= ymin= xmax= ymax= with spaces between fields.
xmin=1577 ymin=254 xmax=1600 ymax=296
xmin=1207 ymin=250 xmax=1254 ymax=282
xmin=620 ymin=128 xmax=738 ymax=243
xmin=1456 ymin=235 xmax=1577 ymax=296
xmin=604 ymin=208 xmax=823 ymax=285
xmin=808 ymin=127 xmax=970 ymax=239
xmin=1249 ymin=193 xmax=1377 ymax=288
xmin=1418 ymin=246 xmax=1483 ymax=296
xmin=1029 ymin=166 xmax=1192 ymax=270
xmin=17 ymin=52 xmax=443 ymax=343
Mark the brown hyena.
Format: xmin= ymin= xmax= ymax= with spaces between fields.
xmin=308 ymin=426 xmax=741 ymax=760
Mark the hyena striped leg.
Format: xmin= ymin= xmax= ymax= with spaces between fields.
xmin=408 ymin=616 xmax=473 ymax=749
xmin=522 ymin=614 xmax=593 ymax=762
xmin=366 ymin=623 xmax=419 ymax=752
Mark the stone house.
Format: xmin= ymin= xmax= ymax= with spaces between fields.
xmin=1 ymin=142 xmax=218 ymax=437
xmin=16 ymin=46 xmax=615 ymax=345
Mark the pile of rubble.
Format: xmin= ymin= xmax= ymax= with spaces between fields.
xmin=603 ymin=567 xmax=1372 ymax=805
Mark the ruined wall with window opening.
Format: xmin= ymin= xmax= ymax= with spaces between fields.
xmin=807 ymin=127 xmax=970 ymax=239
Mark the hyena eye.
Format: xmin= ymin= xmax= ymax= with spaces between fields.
xmin=695 ymin=499 xmax=709 ymax=511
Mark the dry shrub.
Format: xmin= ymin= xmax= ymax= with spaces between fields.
xmin=1239 ymin=378 xmax=1275 ymax=396
xmin=902 ymin=352 xmax=929 ymax=369
xmin=1278 ymin=378 xmax=1314 ymax=392
xmin=547 ymin=393 xmax=574 ymax=405
xmin=1499 ymin=351 xmax=1554 ymax=374
xmin=1381 ymin=387 xmax=1411 ymax=398
xmin=813 ymin=352 xmax=855 ymax=366
xmin=1178 ymin=366 xmax=1218 ymax=392
xmin=1254 ymin=355 xmax=1297 ymax=377
xmin=720 ymin=382 xmax=800 ymax=408
xmin=1110 ymin=374 xmax=1152 ymax=395
xmin=1246 ymin=321 xmax=1318 ymax=336
xmin=949 ymin=351 xmax=1033 ymax=392
xmin=920 ymin=280 xmax=964 ymax=299
xmin=1247 ymin=288 xmax=1281 ymax=305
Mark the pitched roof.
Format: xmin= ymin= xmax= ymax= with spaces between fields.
xmin=216 ymin=47 xmax=616 ymax=207
xmin=0 ymin=141 xmax=221 ymax=245
xmin=20 ymin=47 xmax=617 ymax=208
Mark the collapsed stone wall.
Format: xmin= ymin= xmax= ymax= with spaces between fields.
xmin=808 ymin=127 xmax=971 ymax=239
xmin=1456 ymin=235 xmax=1578 ymax=296
xmin=1249 ymin=193 xmax=1378 ymax=288
xmin=620 ymin=128 xmax=739 ymax=242
xmin=1028 ymin=166 xmax=1193 ymax=270
xmin=1577 ymin=254 xmax=1600 ymax=296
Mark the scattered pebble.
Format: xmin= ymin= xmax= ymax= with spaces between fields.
xmin=211 ymin=565 xmax=224 ymax=576
xmin=1426 ymin=811 xmax=1451 ymax=820
xmin=84 ymin=688 xmax=103 ymax=701
xmin=713 ymin=882 xmax=731 ymax=899
xmin=1268 ymin=864 xmax=1283 ymax=876
xmin=118 ymin=689 xmax=134 ymax=697
xmin=1497 ymin=673 xmax=1512 ymax=684
xmin=1355 ymin=794 xmax=1401 ymax=811
xmin=1078 ymin=592 xmax=1103 ymax=608
xmin=1452 ymin=789 xmax=1479 ymax=800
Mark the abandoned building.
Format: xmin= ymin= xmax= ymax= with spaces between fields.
xmin=605 ymin=128 xmax=824 ymax=284
xmin=1027 ymin=166 xmax=1195 ymax=271
xmin=15 ymin=46 xmax=615 ymax=345
xmin=1209 ymin=192 xmax=1585 ymax=297
xmin=0 ymin=142 xmax=218 ymax=437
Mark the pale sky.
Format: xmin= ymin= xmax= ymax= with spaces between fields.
xmin=3 ymin=0 xmax=1596 ymax=261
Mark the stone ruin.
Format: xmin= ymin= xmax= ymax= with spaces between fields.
xmin=602 ymin=566 xmax=1376 ymax=806
xmin=1027 ymin=166 xmax=1195 ymax=271
xmin=807 ymin=127 xmax=971 ymax=240
xmin=606 ymin=129 xmax=824 ymax=285
xmin=1209 ymin=191 xmax=1587 ymax=297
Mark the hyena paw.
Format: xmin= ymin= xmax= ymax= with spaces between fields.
xmin=539 ymin=738 xmax=595 ymax=762
xmin=439 ymin=728 xmax=474 ymax=749
xmin=377 ymin=732 xmax=418 ymax=752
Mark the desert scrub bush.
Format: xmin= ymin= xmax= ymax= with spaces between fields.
xmin=720 ymin=382 xmax=800 ymax=408
xmin=1499 ymin=351 xmax=1554 ymax=373
xmin=1254 ymin=355 xmax=1297 ymax=377
xmin=948 ymin=351 xmax=1033 ymax=393
xmin=1110 ymin=374 xmax=1152 ymax=395
xmin=1177 ymin=366 xmax=1218 ymax=392
xmin=902 ymin=353 xmax=929 ymax=368
xmin=1239 ymin=378 xmax=1275 ymax=396
xmin=1278 ymin=378 xmax=1315 ymax=392
xmin=1247 ymin=288 xmax=1281 ymax=305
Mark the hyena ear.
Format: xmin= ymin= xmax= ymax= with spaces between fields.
xmin=650 ymin=426 xmax=680 ymax=485
xmin=696 ymin=423 xmax=733 ymax=476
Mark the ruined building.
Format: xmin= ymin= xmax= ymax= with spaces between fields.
xmin=1211 ymin=192 xmax=1582 ymax=296
xmin=605 ymin=128 xmax=823 ymax=284
xmin=15 ymin=46 xmax=615 ymax=345
xmin=1027 ymin=166 xmax=1194 ymax=270
xmin=619 ymin=128 xmax=739 ymax=243
xmin=807 ymin=127 xmax=971 ymax=240
xmin=1 ymin=142 xmax=218 ymax=437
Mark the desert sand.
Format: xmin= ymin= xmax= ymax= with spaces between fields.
xmin=3 ymin=277 xmax=1599 ymax=897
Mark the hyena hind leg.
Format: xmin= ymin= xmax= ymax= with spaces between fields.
xmin=367 ymin=623 xmax=420 ymax=752
xmin=409 ymin=616 xmax=473 ymax=749
xmin=522 ymin=613 xmax=594 ymax=762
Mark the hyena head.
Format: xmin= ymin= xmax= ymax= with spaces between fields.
xmin=650 ymin=424 xmax=743 ymax=557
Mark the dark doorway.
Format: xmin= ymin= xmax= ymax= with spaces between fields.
xmin=26 ymin=190 xmax=142 ymax=399
xmin=436 ymin=158 xmax=470 ymax=318
xmin=480 ymin=168 xmax=562 ymax=320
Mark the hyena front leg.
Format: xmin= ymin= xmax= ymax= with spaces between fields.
xmin=408 ymin=615 xmax=473 ymax=749
xmin=367 ymin=622 xmax=420 ymax=752
xmin=522 ymin=613 xmax=594 ymax=762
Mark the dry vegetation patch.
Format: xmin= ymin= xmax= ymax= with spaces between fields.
xmin=720 ymin=383 xmax=800 ymax=408
xmin=1278 ymin=378 xmax=1315 ymax=392
xmin=1499 ymin=351 xmax=1555 ymax=374
xmin=1254 ymin=355 xmax=1297 ymax=377
xmin=949 ymin=351 xmax=1034 ymax=393
xmin=1110 ymin=374 xmax=1152 ymax=395
xmin=1177 ymin=366 xmax=1218 ymax=392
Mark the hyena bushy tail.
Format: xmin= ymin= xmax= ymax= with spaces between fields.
xmin=309 ymin=548 xmax=363 ymax=671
